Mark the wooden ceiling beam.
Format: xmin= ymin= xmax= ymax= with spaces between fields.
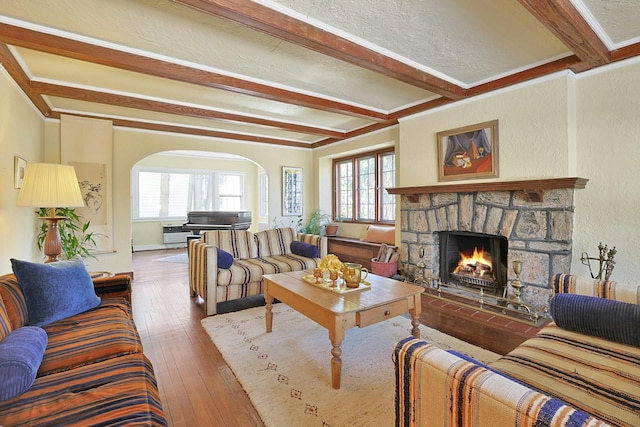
xmin=172 ymin=0 xmax=466 ymax=100
xmin=31 ymin=81 xmax=346 ymax=138
xmin=0 ymin=23 xmax=388 ymax=123
xmin=45 ymin=111 xmax=314 ymax=148
xmin=467 ymin=55 xmax=581 ymax=96
xmin=518 ymin=0 xmax=610 ymax=69
xmin=0 ymin=44 xmax=51 ymax=116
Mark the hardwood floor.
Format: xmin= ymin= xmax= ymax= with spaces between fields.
xmin=131 ymin=249 xmax=264 ymax=427
xmin=131 ymin=248 xmax=539 ymax=426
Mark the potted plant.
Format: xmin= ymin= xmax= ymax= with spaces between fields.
xmin=303 ymin=209 xmax=332 ymax=235
xmin=36 ymin=207 xmax=100 ymax=260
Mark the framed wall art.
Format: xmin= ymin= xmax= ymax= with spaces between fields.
xmin=436 ymin=120 xmax=499 ymax=182
xmin=282 ymin=166 xmax=303 ymax=216
xmin=14 ymin=156 xmax=26 ymax=189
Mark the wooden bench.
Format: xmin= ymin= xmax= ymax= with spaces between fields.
xmin=327 ymin=237 xmax=396 ymax=270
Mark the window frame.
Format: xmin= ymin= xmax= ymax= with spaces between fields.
xmin=332 ymin=148 xmax=395 ymax=224
xmin=131 ymin=166 xmax=246 ymax=221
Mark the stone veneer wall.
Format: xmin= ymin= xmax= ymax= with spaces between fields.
xmin=399 ymin=188 xmax=576 ymax=305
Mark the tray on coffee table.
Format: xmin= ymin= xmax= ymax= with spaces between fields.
xmin=302 ymin=274 xmax=371 ymax=294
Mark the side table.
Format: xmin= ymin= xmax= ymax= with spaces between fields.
xmin=92 ymin=273 xmax=132 ymax=303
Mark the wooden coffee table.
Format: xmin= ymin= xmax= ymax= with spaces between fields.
xmin=262 ymin=270 xmax=423 ymax=389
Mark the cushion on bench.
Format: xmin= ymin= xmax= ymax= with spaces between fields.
xmin=361 ymin=224 xmax=395 ymax=245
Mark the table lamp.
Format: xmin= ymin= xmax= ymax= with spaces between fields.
xmin=17 ymin=163 xmax=85 ymax=262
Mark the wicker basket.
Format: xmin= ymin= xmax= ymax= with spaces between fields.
xmin=370 ymin=258 xmax=397 ymax=278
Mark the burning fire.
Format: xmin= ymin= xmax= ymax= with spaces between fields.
xmin=453 ymin=247 xmax=493 ymax=276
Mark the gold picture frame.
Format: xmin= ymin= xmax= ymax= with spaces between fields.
xmin=436 ymin=120 xmax=499 ymax=182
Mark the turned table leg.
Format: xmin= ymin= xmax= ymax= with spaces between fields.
xmin=265 ymin=283 xmax=273 ymax=333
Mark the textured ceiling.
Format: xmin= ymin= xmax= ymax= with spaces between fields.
xmin=0 ymin=0 xmax=639 ymax=148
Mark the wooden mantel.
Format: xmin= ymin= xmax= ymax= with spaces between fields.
xmin=387 ymin=177 xmax=588 ymax=202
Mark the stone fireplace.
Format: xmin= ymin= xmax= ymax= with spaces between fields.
xmin=388 ymin=178 xmax=588 ymax=308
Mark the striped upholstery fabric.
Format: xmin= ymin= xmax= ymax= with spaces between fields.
xmin=217 ymin=281 xmax=264 ymax=303
xmin=255 ymin=227 xmax=296 ymax=257
xmin=0 ymin=353 xmax=167 ymax=426
xmin=217 ymin=254 xmax=319 ymax=287
xmin=39 ymin=298 xmax=142 ymax=376
xmin=202 ymin=229 xmax=258 ymax=259
xmin=0 ymin=274 xmax=29 ymax=330
xmin=298 ymin=232 xmax=328 ymax=258
xmin=394 ymin=337 xmax=608 ymax=427
xmin=0 ymin=297 xmax=12 ymax=341
xmin=189 ymin=229 xmax=327 ymax=315
xmin=552 ymin=273 xmax=640 ymax=303
xmin=491 ymin=323 xmax=640 ymax=427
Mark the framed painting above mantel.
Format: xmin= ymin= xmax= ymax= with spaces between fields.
xmin=436 ymin=120 xmax=499 ymax=182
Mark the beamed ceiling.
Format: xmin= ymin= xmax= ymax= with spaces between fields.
xmin=1 ymin=0 xmax=639 ymax=149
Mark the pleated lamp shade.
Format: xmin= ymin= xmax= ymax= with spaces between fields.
xmin=17 ymin=163 xmax=84 ymax=209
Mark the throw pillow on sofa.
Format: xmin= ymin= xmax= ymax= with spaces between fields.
xmin=550 ymin=293 xmax=640 ymax=347
xmin=11 ymin=256 xmax=101 ymax=327
xmin=290 ymin=241 xmax=319 ymax=259
xmin=217 ymin=248 xmax=234 ymax=269
xmin=0 ymin=326 xmax=47 ymax=401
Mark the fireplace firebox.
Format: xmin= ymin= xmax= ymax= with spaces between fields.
xmin=438 ymin=231 xmax=508 ymax=296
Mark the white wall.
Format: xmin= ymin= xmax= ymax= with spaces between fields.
xmin=397 ymin=72 xmax=573 ymax=186
xmin=572 ymin=58 xmax=640 ymax=282
xmin=0 ymin=69 xmax=45 ymax=273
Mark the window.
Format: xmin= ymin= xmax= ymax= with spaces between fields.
xmin=334 ymin=149 xmax=395 ymax=223
xmin=259 ymin=172 xmax=269 ymax=217
xmin=132 ymin=168 xmax=244 ymax=219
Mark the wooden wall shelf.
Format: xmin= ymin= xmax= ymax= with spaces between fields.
xmin=387 ymin=177 xmax=588 ymax=202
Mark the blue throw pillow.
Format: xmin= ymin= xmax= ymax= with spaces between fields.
xmin=550 ymin=293 xmax=640 ymax=347
xmin=290 ymin=241 xmax=319 ymax=258
xmin=217 ymin=248 xmax=234 ymax=269
xmin=0 ymin=326 xmax=48 ymax=401
xmin=11 ymin=256 xmax=101 ymax=327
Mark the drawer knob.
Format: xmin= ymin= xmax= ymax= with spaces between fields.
xmin=384 ymin=310 xmax=390 ymax=316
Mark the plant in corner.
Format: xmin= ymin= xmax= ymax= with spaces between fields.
xmin=36 ymin=207 xmax=101 ymax=260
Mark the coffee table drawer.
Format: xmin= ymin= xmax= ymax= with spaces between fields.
xmin=357 ymin=299 xmax=408 ymax=327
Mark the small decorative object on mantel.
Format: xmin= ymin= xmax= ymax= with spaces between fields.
xmin=580 ymin=242 xmax=616 ymax=280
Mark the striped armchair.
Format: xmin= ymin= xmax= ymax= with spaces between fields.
xmin=395 ymin=274 xmax=640 ymax=427
xmin=188 ymin=227 xmax=327 ymax=315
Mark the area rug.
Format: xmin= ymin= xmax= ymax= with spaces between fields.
xmin=201 ymin=304 xmax=500 ymax=427
xmin=152 ymin=252 xmax=188 ymax=264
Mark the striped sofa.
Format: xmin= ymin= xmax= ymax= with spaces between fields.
xmin=0 ymin=273 xmax=167 ymax=426
xmin=395 ymin=274 xmax=640 ymax=427
xmin=189 ymin=227 xmax=327 ymax=315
